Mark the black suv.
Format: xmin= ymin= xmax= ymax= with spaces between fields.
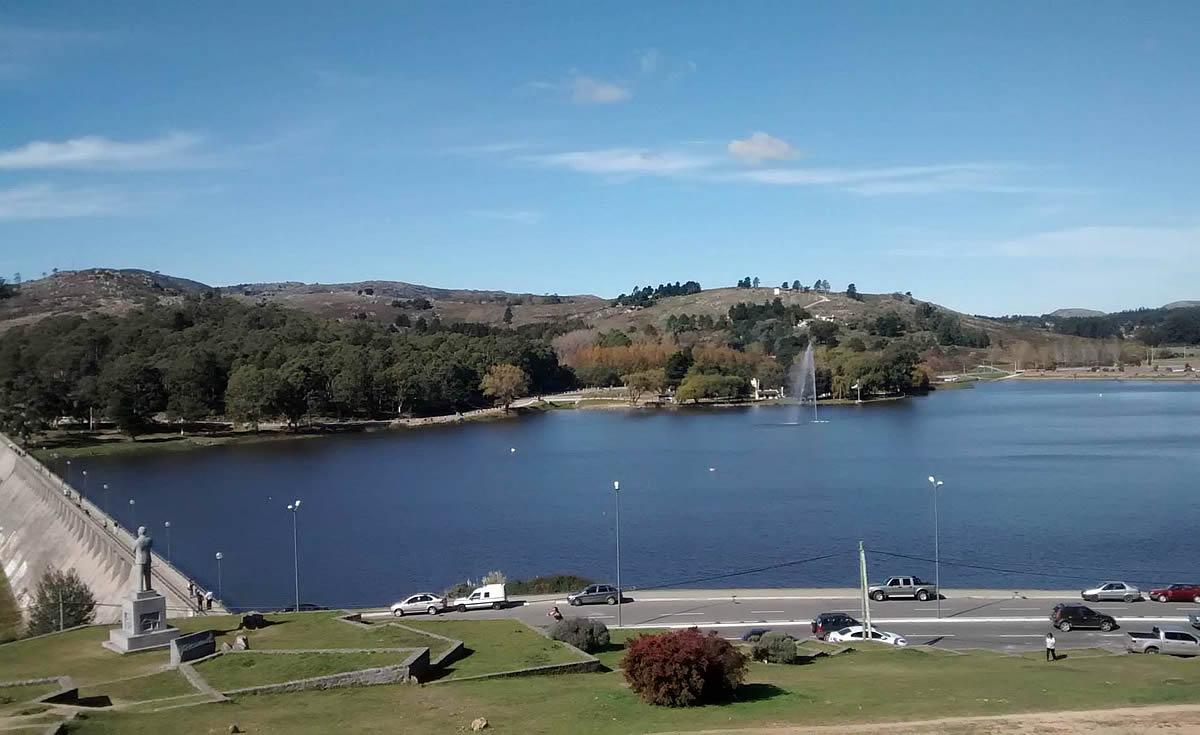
xmin=1051 ymin=603 xmax=1116 ymax=632
xmin=812 ymin=612 xmax=861 ymax=639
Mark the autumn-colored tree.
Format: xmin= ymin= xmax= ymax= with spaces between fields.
xmin=622 ymin=368 xmax=667 ymax=404
xmin=623 ymin=628 xmax=747 ymax=707
xmin=480 ymin=364 xmax=529 ymax=410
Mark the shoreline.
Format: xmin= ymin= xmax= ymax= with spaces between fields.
xmin=28 ymin=375 xmax=1200 ymax=460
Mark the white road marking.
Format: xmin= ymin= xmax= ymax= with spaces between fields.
xmin=664 ymin=612 xmax=705 ymax=616
xmin=586 ymin=615 xmax=615 ymax=619
xmin=1000 ymin=607 xmax=1041 ymax=611
xmin=912 ymin=608 xmax=940 ymax=611
xmin=750 ymin=610 xmax=786 ymax=614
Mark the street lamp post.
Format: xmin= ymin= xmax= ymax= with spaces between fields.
xmin=163 ymin=521 xmax=172 ymax=561
xmin=65 ymin=459 xmax=71 ymax=486
xmin=215 ymin=552 xmax=224 ymax=599
xmin=128 ymin=498 xmax=136 ymax=530
xmin=81 ymin=470 xmax=87 ymax=501
xmin=287 ymin=500 xmax=302 ymax=612
xmin=102 ymin=484 xmax=109 ymax=516
xmin=613 ymin=480 xmax=622 ymax=628
xmin=928 ymin=476 xmax=945 ymax=619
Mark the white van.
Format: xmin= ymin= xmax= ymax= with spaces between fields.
xmin=452 ymin=584 xmax=507 ymax=612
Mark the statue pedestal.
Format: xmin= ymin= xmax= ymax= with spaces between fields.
xmin=103 ymin=590 xmax=180 ymax=654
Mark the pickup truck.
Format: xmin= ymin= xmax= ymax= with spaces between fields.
xmin=1126 ymin=626 xmax=1200 ymax=656
xmin=868 ymin=575 xmax=938 ymax=602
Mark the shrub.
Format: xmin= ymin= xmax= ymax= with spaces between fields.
xmin=481 ymin=570 xmax=507 ymax=585
xmin=508 ymin=575 xmax=592 ymax=595
xmin=751 ymin=631 xmax=797 ymax=664
xmin=550 ymin=617 xmax=610 ymax=653
xmin=623 ymin=628 xmax=747 ymax=707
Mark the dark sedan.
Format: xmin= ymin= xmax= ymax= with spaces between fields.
xmin=567 ymin=584 xmax=621 ymax=606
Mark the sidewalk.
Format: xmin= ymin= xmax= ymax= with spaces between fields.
xmin=517 ymin=587 xmax=1081 ymax=603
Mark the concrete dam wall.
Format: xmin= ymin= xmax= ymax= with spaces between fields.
xmin=0 ymin=435 xmax=220 ymax=625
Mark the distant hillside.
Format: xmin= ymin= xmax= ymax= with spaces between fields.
xmin=0 ymin=269 xmax=210 ymax=331
xmin=1163 ymin=301 xmax=1200 ymax=310
xmin=1049 ymin=308 xmax=1105 ymax=318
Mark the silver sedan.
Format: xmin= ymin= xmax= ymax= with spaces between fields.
xmin=390 ymin=593 xmax=447 ymax=616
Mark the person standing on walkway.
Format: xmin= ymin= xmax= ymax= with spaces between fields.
xmin=205 ymin=590 xmax=214 ymax=611
xmin=1045 ymin=631 xmax=1056 ymax=661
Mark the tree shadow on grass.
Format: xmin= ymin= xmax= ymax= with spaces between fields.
xmin=733 ymin=683 xmax=787 ymax=703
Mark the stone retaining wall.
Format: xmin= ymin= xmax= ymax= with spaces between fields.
xmin=216 ymin=647 xmax=430 ymax=695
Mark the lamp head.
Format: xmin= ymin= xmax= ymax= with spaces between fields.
xmin=613 ymin=481 xmax=620 ymax=491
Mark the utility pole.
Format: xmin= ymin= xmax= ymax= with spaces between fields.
xmin=859 ymin=541 xmax=871 ymax=636
xmin=59 ymin=591 xmax=64 ymax=632
xmin=613 ymin=481 xmax=622 ymax=628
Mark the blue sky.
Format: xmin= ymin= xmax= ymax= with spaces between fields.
xmin=1 ymin=2 xmax=1198 ymax=315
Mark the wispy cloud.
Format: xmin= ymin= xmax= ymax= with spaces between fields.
xmin=524 ymin=73 xmax=631 ymax=105
xmin=890 ymin=224 xmax=1200 ymax=260
xmin=639 ymin=49 xmax=661 ymax=75
xmin=0 ymin=132 xmax=206 ymax=171
xmin=469 ymin=209 xmax=544 ymax=224
xmin=570 ymin=76 xmax=631 ymax=104
xmin=519 ymin=142 xmax=1036 ymax=195
xmin=0 ymin=24 xmax=109 ymax=80
xmin=0 ymin=183 xmax=125 ymax=220
xmin=525 ymin=148 xmax=712 ymax=176
xmin=728 ymin=132 xmax=797 ymax=165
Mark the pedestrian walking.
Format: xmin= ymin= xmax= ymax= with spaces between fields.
xmin=195 ymin=589 xmax=205 ymax=611
xmin=205 ymin=590 xmax=214 ymax=611
xmin=187 ymin=581 xmax=195 ymax=596
xmin=1045 ymin=631 xmax=1056 ymax=661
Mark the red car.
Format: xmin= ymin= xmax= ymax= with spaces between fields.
xmin=1149 ymin=584 xmax=1200 ymax=603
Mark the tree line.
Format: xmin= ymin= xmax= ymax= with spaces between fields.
xmin=0 ymin=294 xmax=575 ymax=439
xmin=614 ymin=281 xmax=703 ymax=307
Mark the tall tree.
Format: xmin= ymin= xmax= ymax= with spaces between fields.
xmin=481 ymin=363 xmax=529 ymax=410
xmin=503 ymin=305 xmax=514 ymax=325
xmin=225 ymin=365 xmax=278 ymax=429
xmin=101 ymin=355 xmax=166 ymax=437
xmin=752 ymin=277 xmax=760 ymax=288
xmin=25 ymin=568 xmax=96 ymax=636
xmin=622 ymin=368 xmax=667 ymax=404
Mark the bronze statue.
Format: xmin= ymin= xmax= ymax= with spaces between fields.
xmin=133 ymin=526 xmax=153 ymax=592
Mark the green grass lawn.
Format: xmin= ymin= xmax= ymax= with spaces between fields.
xmin=593 ymin=627 xmax=666 ymax=670
xmin=0 ymin=571 xmax=19 ymax=644
xmin=194 ymin=651 xmax=410 ymax=691
xmin=170 ymin=611 xmax=450 ymax=656
xmin=402 ymin=619 xmax=584 ymax=679
xmin=0 ymin=681 xmax=60 ymax=717
xmin=65 ymin=645 xmax=1200 ymax=735
xmin=81 ymin=670 xmax=196 ymax=704
xmin=0 ymin=625 xmax=168 ymax=687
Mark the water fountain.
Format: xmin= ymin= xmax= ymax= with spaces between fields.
xmin=786 ymin=343 xmax=825 ymax=423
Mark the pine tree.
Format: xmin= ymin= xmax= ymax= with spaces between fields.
xmin=26 ymin=568 xmax=96 ymax=636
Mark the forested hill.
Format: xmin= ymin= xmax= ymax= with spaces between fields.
xmin=0 ymin=294 xmax=575 ymax=438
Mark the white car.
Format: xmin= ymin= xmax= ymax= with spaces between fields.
xmin=1082 ymin=581 xmax=1142 ymax=603
xmin=390 ymin=593 xmax=447 ymax=617
xmin=826 ymin=625 xmax=908 ymax=647
xmin=452 ymin=583 xmax=507 ymax=612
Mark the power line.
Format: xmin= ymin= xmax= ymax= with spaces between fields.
xmin=637 ymin=550 xmax=854 ymax=591
xmin=869 ymin=549 xmax=1179 ymax=585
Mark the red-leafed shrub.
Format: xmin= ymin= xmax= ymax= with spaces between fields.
xmin=622 ymin=628 xmax=748 ymax=706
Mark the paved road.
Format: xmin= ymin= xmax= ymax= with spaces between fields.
xmin=365 ymin=588 xmax=1200 ymax=653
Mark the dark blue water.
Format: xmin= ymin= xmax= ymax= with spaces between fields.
xmin=75 ymin=380 xmax=1200 ymax=609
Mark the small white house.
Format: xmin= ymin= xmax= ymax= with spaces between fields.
xmin=750 ymin=377 xmax=784 ymax=401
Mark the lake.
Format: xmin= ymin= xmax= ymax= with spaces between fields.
xmin=76 ymin=380 xmax=1200 ymax=610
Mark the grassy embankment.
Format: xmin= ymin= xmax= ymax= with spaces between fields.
xmin=66 ymin=639 xmax=1200 ymax=735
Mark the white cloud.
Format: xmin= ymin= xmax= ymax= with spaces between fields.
xmin=469 ymin=209 xmax=544 ymax=224
xmin=571 ymin=76 xmax=631 ymax=105
xmin=0 ymin=183 xmax=124 ymax=220
xmin=990 ymin=225 xmax=1200 ymax=259
xmin=0 ymin=132 xmax=204 ymax=170
xmin=727 ymin=132 xmax=797 ymax=164
xmin=639 ymin=49 xmax=660 ymax=74
xmin=526 ymin=148 xmax=712 ymax=176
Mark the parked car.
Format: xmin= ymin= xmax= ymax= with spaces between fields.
xmin=1149 ymin=584 xmax=1200 ymax=604
xmin=567 ymin=583 xmax=621 ymax=606
xmin=390 ymin=593 xmax=447 ymax=617
xmin=826 ymin=625 xmax=907 ymax=647
xmin=1051 ymin=603 xmax=1116 ymax=631
xmin=1126 ymin=626 xmax=1200 ymax=656
xmin=740 ymin=627 xmax=772 ymax=642
xmin=1081 ymin=581 xmax=1142 ymax=602
xmin=812 ymin=612 xmax=861 ymax=640
xmin=453 ymin=583 xmax=507 ymax=612
xmin=868 ymin=576 xmax=938 ymax=602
